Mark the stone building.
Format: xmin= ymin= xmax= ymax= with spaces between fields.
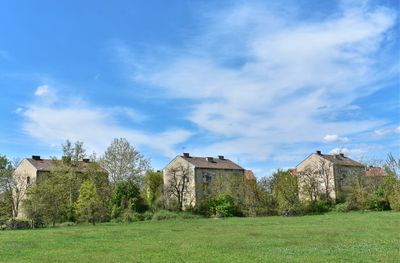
xmin=163 ymin=153 xmax=245 ymax=208
xmin=13 ymin=155 xmax=101 ymax=218
xmin=295 ymin=151 xmax=365 ymax=201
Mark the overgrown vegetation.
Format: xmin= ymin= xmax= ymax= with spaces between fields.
xmin=1 ymin=138 xmax=399 ymax=230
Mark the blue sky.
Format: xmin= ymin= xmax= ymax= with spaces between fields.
xmin=0 ymin=0 xmax=399 ymax=176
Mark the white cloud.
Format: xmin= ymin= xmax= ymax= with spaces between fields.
xmin=323 ymin=134 xmax=350 ymax=143
xmin=22 ymin=89 xmax=192 ymax=157
xmin=395 ymin=126 xmax=400 ymax=134
xmin=120 ymin=1 xmax=395 ymax=162
xmin=34 ymin=85 xmax=50 ymax=96
xmin=329 ymin=147 xmax=350 ymax=155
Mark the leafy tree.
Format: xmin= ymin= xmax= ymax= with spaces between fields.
xmin=271 ymin=170 xmax=301 ymax=215
xmin=76 ymin=180 xmax=101 ymax=225
xmin=25 ymin=172 xmax=69 ymax=226
xmin=62 ymin=140 xmax=86 ymax=163
xmin=101 ymin=138 xmax=150 ymax=186
xmin=144 ymin=170 xmax=163 ymax=208
xmin=384 ymin=153 xmax=400 ymax=211
xmin=111 ymin=179 xmax=147 ymax=218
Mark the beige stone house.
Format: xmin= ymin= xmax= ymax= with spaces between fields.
xmin=295 ymin=151 xmax=365 ymax=201
xmin=13 ymin=155 xmax=96 ymax=218
xmin=163 ymin=153 xmax=245 ymax=209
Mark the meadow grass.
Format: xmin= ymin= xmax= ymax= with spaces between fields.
xmin=0 ymin=211 xmax=399 ymax=263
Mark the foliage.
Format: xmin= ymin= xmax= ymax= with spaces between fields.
xmin=76 ymin=180 xmax=101 ymax=225
xmin=25 ymin=172 xmax=69 ymax=226
xmin=100 ymin=138 xmax=150 ymax=186
xmin=196 ymin=194 xmax=238 ymax=218
xmin=143 ymin=170 xmax=163 ymax=208
xmin=111 ymin=180 xmax=148 ymax=218
xmin=2 ymin=219 xmax=32 ymax=230
xmin=151 ymin=210 xmax=180 ymax=221
xmin=271 ymin=170 xmax=302 ymax=215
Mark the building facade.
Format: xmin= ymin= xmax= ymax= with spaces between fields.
xmin=163 ymin=153 xmax=245 ymax=208
xmin=296 ymin=151 xmax=365 ymax=201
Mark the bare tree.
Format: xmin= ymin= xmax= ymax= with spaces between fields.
xmin=164 ymin=165 xmax=192 ymax=210
xmin=299 ymin=166 xmax=320 ymax=202
xmin=318 ymin=159 xmax=334 ymax=201
xmin=0 ymin=157 xmax=28 ymax=220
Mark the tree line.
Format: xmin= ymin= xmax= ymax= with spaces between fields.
xmin=0 ymin=139 xmax=399 ymax=229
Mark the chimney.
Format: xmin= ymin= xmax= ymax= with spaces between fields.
xmin=339 ymin=153 xmax=345 ymax=158
xmin=32 ymin=155 xmax=41 ymax=160
xmin=316 ymin=150 xmax=321 ymax=155
xmin=83 ymin=158 xmax=90 ymax=163
xmin=206 ymin=157 xmax=214 ymax=162
xmin=183 ymin=152 xmax=190 ymax=158
xmin=218 ymin=155 xmax=225 ymax=160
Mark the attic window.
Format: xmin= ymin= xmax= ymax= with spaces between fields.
xmin=27 ymin=176 xmax=31 ymax=185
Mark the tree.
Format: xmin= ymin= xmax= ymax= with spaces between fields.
xmin=101 ymin=138 xmax=150 ymax=186
xmin=271 ymin=170 xmax=300 ymax=215
xmin=143 ymin=170 xmax=163 ymax=208
xmin=111 ymin=179 xmax=147 ymax=218
xmin=62 ymin=140 xmax=86 ymax=163
xmin=76 ymin=180 xmax=101 ymax=225
xmin=0 ymin=156 xmax=28 ymax=220
xmin=299 ymin=166 xmax=320 ymax=203
xmin=165 ymin=165 xmax=192 ymax=211
xmin=384 ymin=153 xmax=400 ymax=211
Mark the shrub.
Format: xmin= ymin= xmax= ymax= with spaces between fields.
xmin=166 ymin=198 xmax=181 ymax=212
xmin=122 ymin=211 xmax=143 ymax=222
xmin=152 ymin=210 xmax=179 ymax=221
xmin=57 ymin=221 xmax=76 ymax=227
xmin=334 ymin=203 xmax=349 ymax=213
xmin=303 ymin=200 xmax=332 ymax=214
xmin=197 ymin=194 xmax=238 ymax=218
xmin=142 ymin=211 xmax=154 ymax=221
xmin=4 ymin=219 xmax=31 ymax=230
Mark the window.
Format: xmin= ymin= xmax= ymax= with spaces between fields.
xmin=203 ymin=174 xmax=212 ymax=183
xmin=27 ymin=176 xmax=31 ymax=185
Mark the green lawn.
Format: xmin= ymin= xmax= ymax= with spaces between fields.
xmin=0 ymin=212 xmax=399 ymax=263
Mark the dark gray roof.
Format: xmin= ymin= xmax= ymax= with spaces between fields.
xmin=181 ymin=156 xmax=244 ymax=170
xmin=319 ymin=154 xmax=364 ymax=167
xmin=27 ymin=158 xmax=103 ymax=172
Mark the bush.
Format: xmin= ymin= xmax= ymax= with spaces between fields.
xmin=57 ymin=221 xmax=76 ymax=227
xmin=334 ymin=203 xmax=349 ymax=213
xmin=303 ymin=200 xmax=332 ymax=214
xmin=196 ymin=194 xmax=238 ymax=218
xmin=122 ymin=211 xmax=143 ymax=223
xmin=152 ymin=210 xmax=179 ymax=221
xmin=166 ymin=198 xmax=181 ymax=212
xmin=4 ymin=219 xmax=31 ymax=230
xmin=142 ymin=211 xmax=154 ymax=221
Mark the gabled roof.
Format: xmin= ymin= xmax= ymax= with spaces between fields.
xmin=181 ymin=155 xmax=244 ymax=170
xmin=319 ymin=154 xmax=365 ymax=167
xmin=27 ymin=158 xmax=101 ymax=173
xmin=365 ymin=166 xmax=388 ymax=177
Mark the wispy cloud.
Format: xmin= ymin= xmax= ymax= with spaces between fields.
xmin=324 ymin=134 xmax=350 ymax=143
xmin=21 ymin=86 xmax=192 ymax=157
xmin=118 ymin=1 xmax=396 ymax=162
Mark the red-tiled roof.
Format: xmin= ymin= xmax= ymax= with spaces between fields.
xmin=365 ymin=166 xmax=388 ymax=177
xmin=319 ymin=154 xmax=364 ymax=167
xmin=245 ymin=170 xmax=256 ymax=181
xmin=27 ymin=158 xmax=102 ymax=173
xmin=181 ymin=155 xmax=244 ymax=170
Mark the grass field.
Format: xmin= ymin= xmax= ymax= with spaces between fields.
xmin=0 ymin=212 xmax=399 ymax=263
